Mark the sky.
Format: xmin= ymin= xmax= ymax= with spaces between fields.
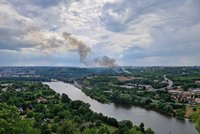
xmin=0 ymin=0 xmax=200 ymax=66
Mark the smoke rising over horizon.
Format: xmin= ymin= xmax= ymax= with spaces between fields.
xmin=62 ymin=32 xmax=92 ymax=65
xmin=62 ymin=32 xmax=117 ymax=67
xmin=1 ymin=0 xmax=200 ymax=66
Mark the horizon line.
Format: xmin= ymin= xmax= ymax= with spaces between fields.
xmin=0 ymin=65 xmax=199 ymax=68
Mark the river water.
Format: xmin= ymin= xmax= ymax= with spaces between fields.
xmin=43 ymin=81 xmax=198 ymax=134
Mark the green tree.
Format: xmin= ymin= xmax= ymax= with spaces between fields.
xmin=163 ymin=104 xmax=173 ymax=113
xmin=61 ymin=94 xmax=71 ymax=103
xmin=58 ymin=120 xmax=78 ymax=134
xmin=95 ymin=120 xmax=102 ymax=127
xmin=193 ymin=107 xmax=197 ymax=111
xmin=119 ymin=120 xmax=133 ymax=129
xmin=51 ymin=123 xmax=59 ymax=133
xmin=139 ymin=123 xmax=145 ymax=132
xmin=83 ymin=128 xmax=98 ymax=134
xmin=143 ymin=97 xmax=152 ymax=105
xmin=98 ymin=126 xmax=110 ymax=134
xmin=129 ymin=128 xmax=143 ymax=134
xmin=0 ymin=103 xmax=40 ymax=134
xmin=146 ymin=128 xmax=154 ymax=134
xmin=41 ymin=123 xmax=51 ymax=134
xmin=27 ymin=111 xmax=34 ymax=118
xmin=34 ymin=104 xmax=45 ymax=113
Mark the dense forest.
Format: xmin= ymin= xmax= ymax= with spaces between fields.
xmin=0 ymin=81 xmax=154 ymax=134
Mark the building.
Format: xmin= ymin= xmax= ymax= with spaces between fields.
xmin=37 ymin=96 xmax=47 ymax=103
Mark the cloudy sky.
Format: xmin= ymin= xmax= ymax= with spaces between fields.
xmin=0 ymin=0 xmax=200 ymax=66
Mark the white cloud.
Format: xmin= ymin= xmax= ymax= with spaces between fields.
xmin=0 ymin=0 xmax=200 ymax=66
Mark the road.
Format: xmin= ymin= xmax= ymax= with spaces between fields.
xmin=164 ymin=75 xmax=173 ymax=89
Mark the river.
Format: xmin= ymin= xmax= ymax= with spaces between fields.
xmin=43 ymin=81 xmax=198 ymax=134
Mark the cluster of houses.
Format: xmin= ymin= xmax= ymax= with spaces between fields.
xmin=0 ymin=67 xmax=37 ymax=77
xmin=119 ymin=83 xmax=153 ymax=90
xmin=0 ymin=84 xmax=26 ymax=92
xmin=168 ymin=88 xmax=200 ymax=104
xmin=0 ymin=83 xmax=48 ymax=113
xmin=118 ymin=82 xmax=200 ymax=104
xmin=17 ymin=96 xmax=48 ymax=114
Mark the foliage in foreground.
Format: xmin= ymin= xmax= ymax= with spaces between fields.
xmin=0 ymin=103 xmax=40 ymax=134
xmin=189 ymin=106 xmax=200 ymax=133
xmin=0 ymin=81 xmax=154 ymax=134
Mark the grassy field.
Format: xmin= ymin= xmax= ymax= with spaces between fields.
xmin=185 ymin=106 xmax=200 ymax=118
xmin=185 ymin=106 xmax=200 ymax=132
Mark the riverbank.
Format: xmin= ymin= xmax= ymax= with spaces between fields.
xmin=45 ymin=81 xmax=198 ymax=134
xmin=81 ymin=85 xmax=187 ymax=117
xmin=185 ymin=106 xmax=200 ymax=132
xmin=1 ymin=80 xmax=151 ymax=134
xmin=81 ymin=87 xmax=191 ymax=120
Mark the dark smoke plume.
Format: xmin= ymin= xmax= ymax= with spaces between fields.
xmin=94 ymin=56 xmax=116 ymax=67
xmin=63 ymin=32 xmax=91 ymax=64
xmin=62 ymin=32 xmax=117 ymax=67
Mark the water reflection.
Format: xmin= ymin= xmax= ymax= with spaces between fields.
xmin=44 ymin=81 xmax=198 ymax=134
xmin=113 ymin=103 xmax=132 ymax=109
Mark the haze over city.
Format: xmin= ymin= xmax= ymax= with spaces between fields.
xmin=0 ymin=0 xmax=200 ymax=66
